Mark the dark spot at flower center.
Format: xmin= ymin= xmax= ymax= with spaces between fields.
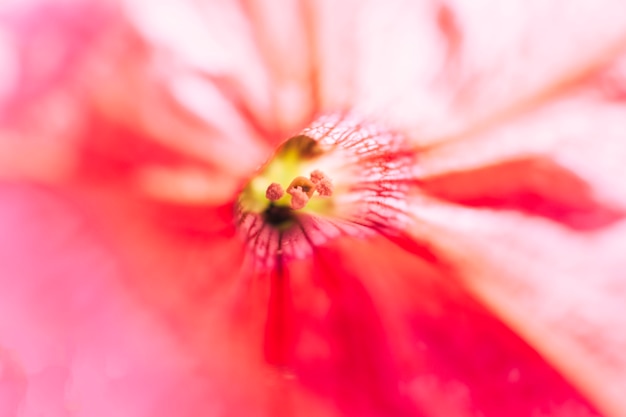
xmin=263 ymin=203 xmax=296 ymax=228
xmin=281 ymin=134 xmax=325 ymax=159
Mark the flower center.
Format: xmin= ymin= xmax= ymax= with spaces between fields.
xmin=236 ymin=113 xmax=416 ymax=268
xmin=237 ymin=134 xmax=336 ymax=230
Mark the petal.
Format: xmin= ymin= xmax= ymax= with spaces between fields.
xmin=409 ymin=43 xmax=626 ymax=417
xmin=271 ymin=235 xmax=600 ymax=417
xmin=239 ymin=0 xmax=319 ymax=130
xmin=419 ymin=156 xmax=624 ymax=230
xmin=309 ymin=0 xmax=452 ymax=128
xmin=421 ymin=0 xmax=626 ymax=141
xmin=415 ymin=72 xmax=626 ymax=213
xmin=0 ymin=182 xmax=336 ymax=416
xmin=0 ymin=183 xmax=234 ymax=416
xmin=76 ymin=183 xmax=360 ymax=417
xmin=308 ymin=0 xmax=626 ymax=143
xmin=0 ymin=0 xmax=116 ymax=182
xmin=0 ymin=0 xmax=272 ymax=185
xmin=411 ymin=198 xmax=626 ymax=417
xmin=123 ymin=0 xmax=313 ymax=144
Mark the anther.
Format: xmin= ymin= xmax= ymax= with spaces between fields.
xmin=310 ymin=170 xmax=333 ymax=197
xmin=266 ymin=182 xmax=284 ymax=201
xmin=287 ymin=186 xmax=310 ymax=210
xmin=310 ymin=170 xmax=325 ymax=184
xmin=316 ymin=179 xmax=333 ymax=197
xmin=287 ymin=176 xmax=316 ymax=198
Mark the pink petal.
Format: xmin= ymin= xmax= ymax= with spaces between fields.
xmin=0 ymin=184 xmax=229 ymax=416
xmin=420 ymin=0 xmax=626 ymax=141
xmin=306 ymin=0 xmax=626 ymax=143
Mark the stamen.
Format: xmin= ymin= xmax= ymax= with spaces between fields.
xmin=309 ymin=170 xmax=325 ymax=184
xmin=287 ymin=186 xmax=310 ymax=210
xmin=236 ymin=112 xmax=416 ymax=268
xmin=287 ymin=176 xmax=316 ymax=198
xmin=266 ymin=182 xmax=284 ymax=201
xmin=316 ymin=178 xmax=333 ymax=197
xmin=310 ymin=170 xmax=333 ymax=197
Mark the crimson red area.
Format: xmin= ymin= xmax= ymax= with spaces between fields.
xmin=420 ymin=156 xmax=624 ymax=230
xmin=265 ymin=235 xmax=599 ymax=417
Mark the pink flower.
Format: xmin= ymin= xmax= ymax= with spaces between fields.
xmin=1 ymin=0 xmax=626 ymax=416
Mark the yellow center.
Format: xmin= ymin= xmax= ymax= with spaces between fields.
xmin=237 ymin=135 xmax=335 ymax=226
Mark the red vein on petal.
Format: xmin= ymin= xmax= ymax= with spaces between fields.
xmin=301 ymin=0 xmax=323 ymax=116
xmin=435 ymin=1 xmax=462 ymax=73
xmin=263 ymin=249 xmax=293 ymax=369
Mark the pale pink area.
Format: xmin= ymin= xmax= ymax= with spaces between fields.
xmin=0 ymin=0 xmax=115 ymax=182
xmin=0 ymin=185 xmax=215 ymax=416
xmin=309 ymin=0 xmax=626 ymax=144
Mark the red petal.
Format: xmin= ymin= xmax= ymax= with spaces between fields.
xmin=268 ymin=235 xmax=599 ymax=417
xmin=420 ymin=156 xmax=624 ymax=230
xmin=266 ymin=244 xmax=418 ymax=416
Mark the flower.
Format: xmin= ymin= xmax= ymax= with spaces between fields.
xmin=1 ymin=0 xmax=626 ymax=416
